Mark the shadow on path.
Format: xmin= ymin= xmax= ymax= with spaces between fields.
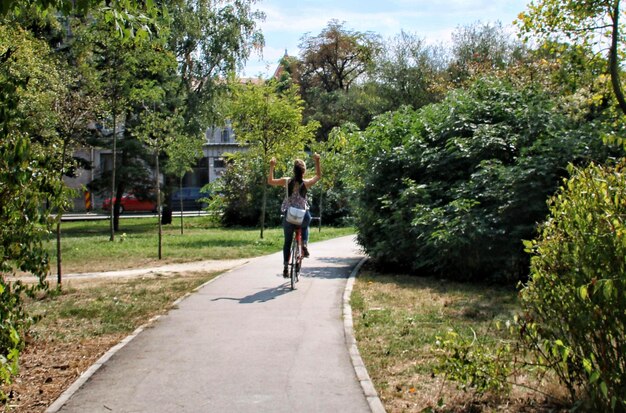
xmin=211 ymin=283 xmax=293 ymax=304
xmin=209 ymin=256 xmax=359 ymax=304
xmin=299 ymin=256 xmax=361 ymax=280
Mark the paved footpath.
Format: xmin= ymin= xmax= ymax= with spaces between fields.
xmin=48 ymin=235 xmax=380 ymax=413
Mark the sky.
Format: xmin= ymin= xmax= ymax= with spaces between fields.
xmin=239 ymin=0 xmax=531 ymax=78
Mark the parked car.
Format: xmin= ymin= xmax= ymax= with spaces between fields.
xmin=102 ymin=193 xmax=157 ymax=213
xmin=171 ymin=187 xmax=207 ymax=211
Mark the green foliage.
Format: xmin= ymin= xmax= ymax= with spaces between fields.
xmin=517 ymin=0 xmax=626 ymax=116
xmin=1 ymin=0 xmax=160 ymax=40
xmin=0 ymin=24 xmax=67 ymax=395
xmin=303 ymin=85 xmax=386 ymax=140
xmin=435 ymin=328 xmax=514 ymax=396
xmin=348 ymin=78 xmax=617 ymax=282
xmin=225 ymin=81 xmax=318 ymax=234
xmin=448 ymin=21 xmax=526 ymax=88
xmin=520 ymin=160 xmax=626 ymax=411
xmin=167 ymin=0 xmax=265 ymax=136
xmin=370 ymin=30 xmax=447 ymax=112
xmin=207 ymin=153 xmax=279 ymax=227
xmin=299 ymin=19 xmax=382 ymax=93
xmin=228 ymin=81 xmax=315 ymax=160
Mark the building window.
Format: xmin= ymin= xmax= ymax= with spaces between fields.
xmin=100 ymin=153 xmax=113 ymax=172
xmin=221 ymin=129 xmax=229 ymax=143
xmin=214 ymin=158 xmax=226 ymax=168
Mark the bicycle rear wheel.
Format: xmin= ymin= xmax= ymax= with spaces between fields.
xmin=290 ymin=237 xmax=298 ymax=290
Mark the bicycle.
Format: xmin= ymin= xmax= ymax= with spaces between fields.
xmin=287 ymin=216 xmax=320 ymax=290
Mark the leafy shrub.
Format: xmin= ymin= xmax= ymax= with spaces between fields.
xmin=351 ymin=78 xmax=616 ymax=282
xmin=207 ymin=156 xmax=284 ymax=227
xmin=435 ymin=328 xmax=514 ymax=396
xmin=520 ymin=160 xmax=626 ymax=411
xmin=1 ymin=27 xmax=65 ymax=396
xmin=0 ymin=281 xmax=25 ymax=400
xmin=209 ymin=152 xmax=351 ymax=228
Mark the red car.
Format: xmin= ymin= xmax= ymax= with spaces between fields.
xmin=102 ymin=193 xmax=157 ymax=213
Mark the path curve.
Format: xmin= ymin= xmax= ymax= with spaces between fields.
xmin=47 ymin=235 xmax=384 ymax=413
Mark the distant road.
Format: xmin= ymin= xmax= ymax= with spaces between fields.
xmin=61 ymin=211 xmax=209 ymax=221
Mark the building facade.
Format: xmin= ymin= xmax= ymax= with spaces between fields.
xmin=65 ymin=121 xmax=244 ymax=211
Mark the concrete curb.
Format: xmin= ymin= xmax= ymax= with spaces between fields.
xmin=343 ymin=257 xmax=387 ymax=413
xmin=45 ymin=265 xmax=241 ymax=413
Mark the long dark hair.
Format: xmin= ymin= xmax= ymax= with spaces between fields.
xmin=290 ymin=159 xmax=306 ymax=196
xmin=293 ymin=159 xmax=305 ymax=183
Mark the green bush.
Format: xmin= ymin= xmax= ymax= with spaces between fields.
xmin=0 ymin=281 xmax=21 ymax=399
xmin=210 ymin=153 xmax=351 ymax=228
xmin=351 ymin=78 xmax=616 ymax=282
xmin=204 ymin=157 xmax=281 ymax=227
xmin=520 ymin=160 xmax=626 ymax=411
xmin=435 ymin=329 xmax=514 ymax=396
xmin=1 ymin=26 xmax=65 ymax=396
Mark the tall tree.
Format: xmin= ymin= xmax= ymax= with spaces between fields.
xmin=164 ymin=133 xmax=203 ymax=235
xmin=78 ymin=9 xmax=177 ymax=236
xmin=372 ymin=30 xmax=448 ymax=111
xmin=227 ymin=81 xmax=318 ymax=238
xmin=161 ymin=0 xmax=263 ymax=223
xmin=168 ymin=0 xmax=265 ymax=135
xmin=517 ymin=0 xmax=626 ymax=115
xmin=0 ymin=23 xmax=69 ymax=392
xmin=79 ymin=15 xmax=136 ymax=239
xmin=299 ymin=19 xmax=382 ymax=93
xmin=53 ymin=74 xmax=100 ymax=284
xmin=448 ymin=21 xmax=526 ymax=87
xmin=296 ymin=20 xmax=382 ymax=140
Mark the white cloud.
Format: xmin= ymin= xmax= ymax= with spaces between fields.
xmin=240 ymin=45 xmax=288 ymax=78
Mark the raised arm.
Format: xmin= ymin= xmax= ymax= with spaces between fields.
xmin=304 ymin=153 xmax=322 ymax=188
xmin=267 ymin=157 xmax=288 ymax=186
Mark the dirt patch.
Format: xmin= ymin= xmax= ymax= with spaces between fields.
xmin=7 ymin=334 xmax=123 ymax=412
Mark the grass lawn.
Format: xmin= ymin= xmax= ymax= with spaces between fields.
xmin=351 ymin=267 xmax=568 ymax=413
xmin=48 ymin=216 xmax=355 ymax=274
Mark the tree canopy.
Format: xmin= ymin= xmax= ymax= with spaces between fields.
xmin=517 ymin=0 xmax=626 ymax=115
xmin=299 ymin=19 xmax=381 ymax=93
xmin=226 ymin=80 xmax=318 ymax=237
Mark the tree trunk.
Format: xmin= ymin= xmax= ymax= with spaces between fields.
xmin=156 ymin=152 xmax=162 ymax=259
xmin=179 ymin=176 xmax=184 ymax=235
xmin=260 ymin=181 xmax=267 ymax=239
xmin=114 ymin=183 xmax=124 ymax=232
xmin=56 ymin=221 xmax=62 ymax=285
xmin=610 ymin=2 xmax=626 ymax=116
xmin=56 ymin=140 xmax=68 ymax=285
xmin=162 ymin=174 xmax=174 ymax=225
xmin=109 ymin=109 xmax=117 ymax=241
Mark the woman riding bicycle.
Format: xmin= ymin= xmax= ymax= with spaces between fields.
xmin=268 ymin=154 xmax=322 ymax=278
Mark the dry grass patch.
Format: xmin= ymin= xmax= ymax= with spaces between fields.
xmin=5 ymin=271 xmax=221 ymax=412
xmin=351 ymin=267 xmax=569 ymax=412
